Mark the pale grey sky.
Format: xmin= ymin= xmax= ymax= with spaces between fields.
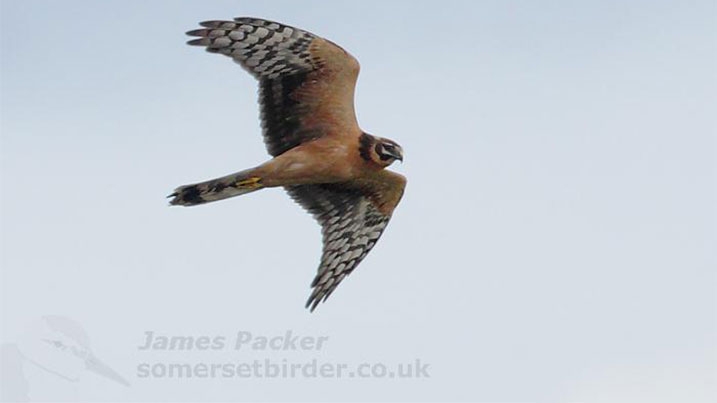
xmin=1 ymin=0 xmax=715 ymax=401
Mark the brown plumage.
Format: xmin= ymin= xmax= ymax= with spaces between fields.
xmin=169 ymin=17 xmax=406 ymax=311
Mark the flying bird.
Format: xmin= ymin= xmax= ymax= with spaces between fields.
xmin=169 ymin=17 xmax=406 ymax=311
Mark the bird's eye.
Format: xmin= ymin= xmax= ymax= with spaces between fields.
xmin=374 ymin=143 xmax=393 ymax=161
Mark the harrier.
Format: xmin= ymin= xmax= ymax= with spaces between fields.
xmin=169 ymin=17 xmax=406 ymax=311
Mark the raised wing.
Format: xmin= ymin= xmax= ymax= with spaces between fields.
xmin=286 ymin=171 xmax=406 ymax=311
xmin=187 ymin=17 xmax=361 ymax=156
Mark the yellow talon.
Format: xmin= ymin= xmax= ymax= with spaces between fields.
xmin=235 ymin=177 xmax=262 ymax=189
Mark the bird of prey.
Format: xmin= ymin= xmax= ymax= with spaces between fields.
xmin=169 ymin=17 xmax=406 ymax=311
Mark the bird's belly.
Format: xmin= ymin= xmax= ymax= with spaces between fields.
xmin=258 ymin=145 xmax=356 ymax=186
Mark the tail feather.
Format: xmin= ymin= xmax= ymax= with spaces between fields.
xmin=169 ymin=169 xmax=263 ymax=206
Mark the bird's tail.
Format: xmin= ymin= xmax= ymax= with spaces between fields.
xmin=168 ymin=169 xmax=264 ymax=206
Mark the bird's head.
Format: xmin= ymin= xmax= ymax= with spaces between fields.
xmin=359 ymin=133 xmax=404 ymax=167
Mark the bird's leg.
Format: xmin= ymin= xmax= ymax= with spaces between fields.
xmin=234 ymin=176 xmax=262 ymax=188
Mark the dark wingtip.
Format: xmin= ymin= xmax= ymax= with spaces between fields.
xmin=199 ymin=20 xmax=235 ymax=29
xmin=306 ymin=298 xmax=320 ymax=312
xmin=305 ymin=290 xmax=321 ymax=312
xmin=199 ymin=21 xmax=220 ymax=28
xmin=186 ymin=38 xmax=210 ymax=46
xmin=186 ymin=28 xmax=208 ymax=37
xmin=306 ymin=288 xmax=334 ymax=312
